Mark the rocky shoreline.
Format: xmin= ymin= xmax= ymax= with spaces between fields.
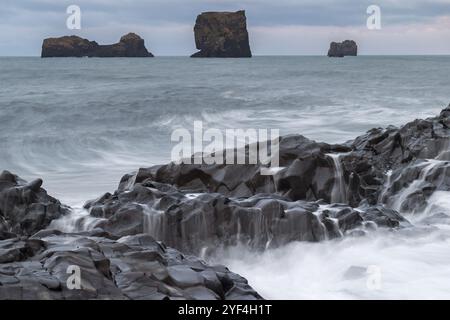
xmin=82 ymin=105 xmax=450 ymax=255
xmin=1 ymin=105 xmax=449 ymax=299
xmin=0 ymin=172 xmax=260 ymax=300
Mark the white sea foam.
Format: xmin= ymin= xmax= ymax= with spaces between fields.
xmin=49 ymin=207 xmax=105 ymax=233
xmin=215 ymin=222 xmax=450 ymax=299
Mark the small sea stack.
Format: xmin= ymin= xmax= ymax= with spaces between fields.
xmin=328 ymin=40 xmax=358 ymax=57
xmin=191 ymin=10 xmax=252 ymax=58
xmin=41 ymin=33 xmax=154 ymax=58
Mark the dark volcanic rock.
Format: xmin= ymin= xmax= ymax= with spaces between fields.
xmin=191 ymin=10 xmax=252 ymax=58
xmin=86 ymin=189 xmax=330 ymax=253
xmin=380 ymin=159 xmax=450 ymax=213
xmin=328 ymin=40 xmax=358 ymax=57
xmin=85 ymin=179 xmax=408 ymax=255
xmin=119 ymin=135 xmax=350 ymax=203
xmin=41 ymin=33 xmax=154 ymax=58
xmin=0 ymin=171 xmax=70 ymax=239
xmin=0 ymin=231 xmax=262 ymax=300
xmin=82 ymin=105 xmax=450 ymax=254
xmin=0 ymin=173 xmax=262 ymax=300
xmin=41 ymin=36 xmax=97 ymax=58
xmin=3 ymin=105 xmax=450 ymax=299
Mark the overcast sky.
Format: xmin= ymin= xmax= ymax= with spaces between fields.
xmin=1 ymin=0 xmax=450 ymax=56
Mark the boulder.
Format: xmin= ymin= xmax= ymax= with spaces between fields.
xmin=0 ymin=171 xmax=70 ymax=239
xmin=191 ymin=10 xmax=252 ymax=58
xmin=41 ymin=33 xmax=153 ymax=58
xmin=328 ymin=40 xmax=357 ymax=57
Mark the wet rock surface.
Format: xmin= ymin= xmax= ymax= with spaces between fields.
xmin=0 ymin=173 xmax=261 ymax=299
xmin=98 ymin=105 xmax=449 ymax=204
xmin=0 ymin=231 xmax=260 ymax=300
xmin=85 ymin=182 xmax=411 ymax=255
xmin=191 ymin=11 xmax=252 ymax=58
xmin=0 ymin=171 xmax=70 ymax=240
xmin=41 ymin=33 xmax=153 ymax=58
xmin=83 ymin=105 xmax=450 ymax=254
xmin=1 ymin=105 xmax=449 ymax=300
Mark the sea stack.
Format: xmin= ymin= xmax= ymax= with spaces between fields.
xmin=41 ymin=33 xmax=154 ymax=58
xmin=191 ymin=10 xmax=252 ymax=58
xmin=328 ymin=40 xmax=357 ymax=57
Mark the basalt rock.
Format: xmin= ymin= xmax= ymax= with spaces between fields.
xmin=82 ymin=105 xmax=450 ymax=254
xmin=0 ymin=172 xmax=262 ymax=299
xmin=380 ymin=159 xmax=450 ymax=213
xmin=121 ymin=105 xmax=450 ymax=208
xmin=41 ymin=33 xmax=153 ymax=58
xmin=0 ymin=231 xmax=261 ymax=300
xmin=328 ymin=40 xmax=358 ymax=57
xmin=0 ymin=171 xmax=70 ymax=239
xmin=116 ymin=135 xmax=352 ymax=203
xmin=3 ymin=106 xmax=450 ymax=299
xmin=85 ymin=179 xmax=409 ymax=255
xmin=191 ymin=11 xmax=252 ymax=58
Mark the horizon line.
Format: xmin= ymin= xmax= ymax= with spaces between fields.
xmin=2 ymin=54 xmax=450 ymax=58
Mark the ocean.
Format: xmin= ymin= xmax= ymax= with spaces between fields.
xmin=1 ymin=56 xmax=450 ymax=299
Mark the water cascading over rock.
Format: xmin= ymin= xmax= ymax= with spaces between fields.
xmin=81 ymin=105 xmax=450 ymax=254
xmin=327 ymin=153 xmax=350 ymax=204
xmin=0 ymin=172 xmax=262 ymax=300
xmin=3 ymin=105 xmax=450 ymax=300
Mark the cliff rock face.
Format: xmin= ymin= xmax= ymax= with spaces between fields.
xmin=41 ymin=33 xmax=153 ymax=58
xmin=328 ymin=40 xmax=358 ymax=57
xmin=191 ymin=10 xmax=252 ymax=58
